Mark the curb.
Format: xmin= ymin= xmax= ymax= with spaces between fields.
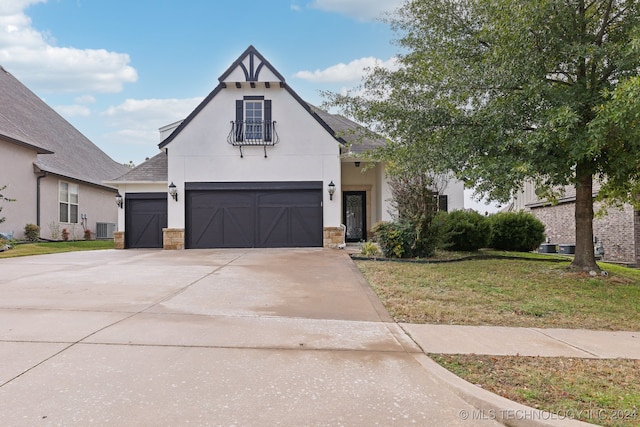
xmin=412 ymin=354 xmax=596 ymax=427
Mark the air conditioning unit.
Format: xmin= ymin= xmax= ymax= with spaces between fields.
xmin=96 ymin=222 xmax=116 ymax=239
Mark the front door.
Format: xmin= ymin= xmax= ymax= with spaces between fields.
xmin=343 ymin=191 xmax=366 ymax=242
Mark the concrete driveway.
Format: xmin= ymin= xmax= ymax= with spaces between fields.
xmin=0 ymin=249 xmax=500 ymax=426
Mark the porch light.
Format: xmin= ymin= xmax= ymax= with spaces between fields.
xmin=115 ymin=192 xmax=123 ymax=209
xmin=168 ymin=182 xmax=178 ymax=201
xmin=328 ymin=181 xmax=336 ymax=201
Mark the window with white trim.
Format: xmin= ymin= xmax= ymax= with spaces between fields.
xmin=244 ymin=100 xmax=263 ymax=140
xmin=59 ymin=182 xmax=79 ymax=223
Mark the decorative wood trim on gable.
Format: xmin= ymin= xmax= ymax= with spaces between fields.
xmin=218 ymin=45 xmax=286 ymax=84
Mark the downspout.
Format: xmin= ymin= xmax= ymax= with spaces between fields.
xmin=36 ymin=171 xmax=48 ymax=227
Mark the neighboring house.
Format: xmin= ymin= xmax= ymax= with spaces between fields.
xmin=510 ymin=182 xmax=640 ymax=266
xmin=108 ymin=46 xmax=464 ymax=250
xmin=0 ymin=66 xmax=129 ymax=241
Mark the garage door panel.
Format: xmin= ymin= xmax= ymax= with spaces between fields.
xmin=125 ymin=197 xmax=167 ymax=249
xmin=186 ymin=186 xmax=322 ymax=248
xmin=289 ymin=207 xmax=323 ymax=247
xmin=187 ymin=191 xmax=255 ymax=248
xmin=221 ymin=207 xmax=255 ymax=247
xmin=257 ymin=206 xmax=288 ymax=247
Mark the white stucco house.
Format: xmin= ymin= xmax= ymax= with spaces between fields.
xmin=108 ymin=46 xmax=464 ymax=250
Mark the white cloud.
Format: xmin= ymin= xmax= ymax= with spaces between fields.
xmin=0 ymin=0 xmax=137 ymax=93
xmin=308 ymin=0 xmax=404 ymax=21
xmin=293 ymin=56 xmax=399 ymax=83
xmin=0 ymin=0 xmax=46 ymax=15
xmin=74 ymin=94 xmax=96 ymax=104
xmin=102 ymin=97 xmax=203 ymax=146
xmin=103 ymin=97 xmax=203 ymax=127
xmin=54 ymin=104 xmax=91 ymax=117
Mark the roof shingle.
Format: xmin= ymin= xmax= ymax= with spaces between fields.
xmin=0 ymin=66 xmax=129 ymax=187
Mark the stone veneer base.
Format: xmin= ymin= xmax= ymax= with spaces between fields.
xmin=323 ymin=226 xmax=345 ymax=249
xmin=113 ymin=231 xmax=125 ymax=249
xmin=163 ymin=228 xmax=185 ymax=250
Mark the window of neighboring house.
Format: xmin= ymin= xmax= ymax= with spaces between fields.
xmin=244 ymin=100 xmax=263 ymax=140
xmin=59 ymin=182 xmax=79 ymax=223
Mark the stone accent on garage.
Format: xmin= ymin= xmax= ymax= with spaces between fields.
xmin=114 ymin=231 xmax=125 ymax=249
xmin=163 ymin=228 xmax=185 ymax=250
xmin=530 ymin=201 xmax=638 ymax=266
xmin=323 ymin=226 xmax=345 ymax=249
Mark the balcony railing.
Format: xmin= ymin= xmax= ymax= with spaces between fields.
xmin=227 ymin=120 xmax=279 ymax=157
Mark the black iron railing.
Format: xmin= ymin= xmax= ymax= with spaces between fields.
xmin=227 ymin=120 xmax=279 ymax=157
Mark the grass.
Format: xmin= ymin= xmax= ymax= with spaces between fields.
xmin=355 ymin=252 xmax=640 ymax=426
xmin=0 ymin=240 xmax=114 ymax=258
xmin=355 ymin=256 xmax=640 ymax=330
xmin=430 ymin=354 xmax=640 ymax=427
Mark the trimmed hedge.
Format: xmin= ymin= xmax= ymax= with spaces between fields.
xmin=489 ymin=211 xmax=546 ymax=252
xmin=441 ymin=210 xmax=491 ymax=251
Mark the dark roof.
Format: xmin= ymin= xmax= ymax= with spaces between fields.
xmin=309 ymin=105 xmax=386 ymax=154
xmin=109 ymin=151 xmax=167 ymax=182
xmin=0 ymin=65 xmax=129 ymax=187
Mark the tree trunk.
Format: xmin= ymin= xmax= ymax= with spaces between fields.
xmin=570 ymin=164 xmax=599 ymax=272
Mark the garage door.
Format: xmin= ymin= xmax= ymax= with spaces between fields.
xmin=125 ymin=193 xmax=168 ymax=249
xmin=186 ymin=182 xmax=323 ymax=249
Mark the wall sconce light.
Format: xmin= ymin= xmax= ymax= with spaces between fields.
xmin=168 ymin=182 xmax=178 ymax=201
xmin=328 ymin=181 xmax=336 ymax=201
xmin=115 ymin=192 xmax=123 ymax=209
xmin=354 ymin=161 xmax=361 ymax=167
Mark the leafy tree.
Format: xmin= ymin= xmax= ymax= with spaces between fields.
xmin=325 ymin=0 xmax=640 ymax=272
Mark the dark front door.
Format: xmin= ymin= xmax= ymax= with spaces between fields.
xmin=343 ymin=191 xmax=366 ymax=242
xmin=185 ymin=182 xmax=323 ymax=248
xmin=125 ymin=194 xmax=167 ymax=249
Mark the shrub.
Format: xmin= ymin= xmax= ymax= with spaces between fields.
xmin=0 ymin=237 xmax=11 ymax=252
xmin=489 ymin=211 xmax=546 ymax=252
xmin=61 ymin=228 xmax=69 ymax=241
xmin=48 ymin=222 xmax=60 ymax=240
xmin=360 ymin=240 xmax=381 ymax=257
xmin=441 ymin=210 xmax=491 ymax=251
xmin=411 ymin=212 xmax=445 ymax=258
xmin=372 ymin=221 xmax=416 ymax=258
xmin=24 ymin=223 xmax=40 ymax=242
xmin=84 ymin=229 xmax=92 ymax=240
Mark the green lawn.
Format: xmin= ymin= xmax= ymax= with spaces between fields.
xmin=0 ymin=240 xmax=114 ymax=258
xmin=356 ymin=255 xmax=640 ymax=330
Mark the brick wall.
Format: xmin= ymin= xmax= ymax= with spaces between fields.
xmin=530 ymin=202 xmax=637 ymax=265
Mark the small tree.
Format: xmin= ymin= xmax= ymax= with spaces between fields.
xmin=0 ymin=184 xmax=15 ymax=225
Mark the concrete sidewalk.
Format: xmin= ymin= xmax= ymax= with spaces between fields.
xmin=402 ymin=324 xmax=640 ymax=359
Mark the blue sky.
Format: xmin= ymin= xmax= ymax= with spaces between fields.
xmin=0 ymin=0 xmax=499 ymax=211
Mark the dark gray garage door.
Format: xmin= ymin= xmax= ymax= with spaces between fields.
xmin=125 ymin=193 xmax=167 ymax=249
xmin=186 ymin=182 xmax=323 ymax=249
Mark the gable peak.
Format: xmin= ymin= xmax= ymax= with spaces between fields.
xmin=218 ymin=45 xmax=286 ymax=85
